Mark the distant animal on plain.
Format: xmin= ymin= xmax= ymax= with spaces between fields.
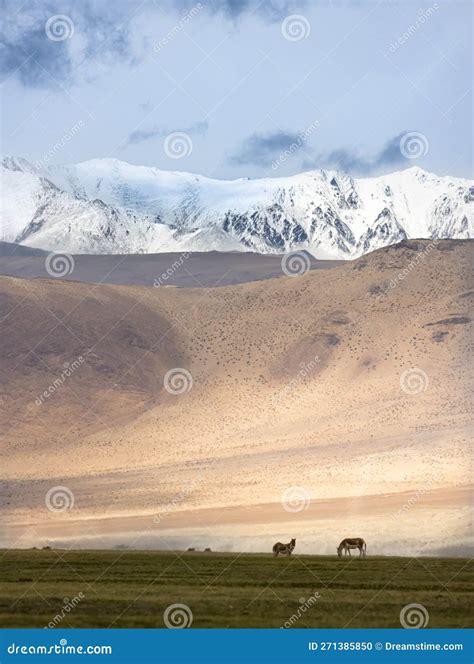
xmin=204 ymin=547 xmax=211 ymax=552
xmin=187 ymin=547 xmax=195 ymax=552
xmin=337 ymin=537 xmax=366 ymax=558
xmin=272 ymin=538 xmax=296 ymax=557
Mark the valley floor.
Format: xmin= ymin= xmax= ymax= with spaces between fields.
xmin=0 ymin=549 xmax=472 ymax=628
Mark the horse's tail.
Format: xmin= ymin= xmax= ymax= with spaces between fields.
xmin=363 ymin=540 xmax=367 ymax=555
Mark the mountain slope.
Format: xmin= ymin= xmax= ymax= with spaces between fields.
xmin=1 ymin=240 xmax=472 ymax=554
xmin=1 ymin=156 xmax=472 ymax=258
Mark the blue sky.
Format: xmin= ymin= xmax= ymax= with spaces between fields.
xmin=1 ymin=0 xmax=472 ymax=179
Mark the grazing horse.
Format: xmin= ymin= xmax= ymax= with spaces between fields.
xmin=273 ymin=538 xmax=296 ymax=557
xmin=337 ymin=537 xmax=366 ymax=558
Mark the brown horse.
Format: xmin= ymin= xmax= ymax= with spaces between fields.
xmin=273 ymin=538 xmax=296 ymax=556
xmin=337 ymin=537 xmax=366 ymax=558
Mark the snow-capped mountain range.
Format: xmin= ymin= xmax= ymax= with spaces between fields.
xmin=1 ymin=156 xmax=472 ymax=259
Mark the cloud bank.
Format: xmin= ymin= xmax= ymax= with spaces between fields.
xmin=302 ymin=132 xmax=412 ymax=175
xmin=229 ymin=130 xmax=306 ymax=165
xmin=229 ymin=129 xmax=413 ymax=175
xmin=0 ymin=0 xmax=308 ymax=89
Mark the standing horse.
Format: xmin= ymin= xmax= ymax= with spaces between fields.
xmin=337 ymin=537 xmax=366 ymax=558
xmin=272 ymin=538 xmax=296 ymax=556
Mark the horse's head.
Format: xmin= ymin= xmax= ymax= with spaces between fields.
xmin=337 ymin=545 xmax=343 ymax=558
xmin=290 ymin=538 xmax=296 ymax=547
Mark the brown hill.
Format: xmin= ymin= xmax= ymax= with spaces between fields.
xmin=1 ymin=240 xmax=472 ymax=555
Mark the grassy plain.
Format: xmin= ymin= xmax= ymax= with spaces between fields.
xmin=0 ymin=550 xmax=472 ymax=628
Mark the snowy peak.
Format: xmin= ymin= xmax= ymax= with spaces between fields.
xmin=1 ymin=157 xmax=472 ymax=258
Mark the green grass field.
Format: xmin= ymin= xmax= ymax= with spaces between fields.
xmin=0 ymin=549 xmax=472 ymax=628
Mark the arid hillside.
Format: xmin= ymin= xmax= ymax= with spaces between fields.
xmin=1 ymin=240 xmax=472 ymax=555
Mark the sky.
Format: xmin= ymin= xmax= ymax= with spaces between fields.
xmin=1 ymin=0 xmax=472 ymax=180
